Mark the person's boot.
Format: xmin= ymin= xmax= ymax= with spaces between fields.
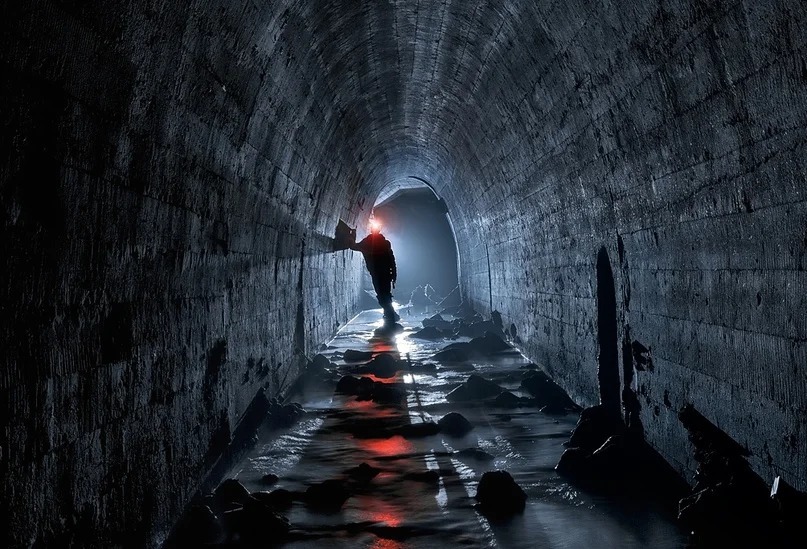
xmin=383 ymin=306 xmax=400 ymax=323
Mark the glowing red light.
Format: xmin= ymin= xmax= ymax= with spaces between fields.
xmin=359 ymin=435 xmax=414 ymax=456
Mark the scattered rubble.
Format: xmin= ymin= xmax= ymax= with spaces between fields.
xmin=335 ymin=375 xmax=407 ymax=405
xmin=456 ymin=447 xmax=495 ymax=463
xmin=214 ymin=479 xmax=252 ymax=507
xmin=520 ymin=370 xmax=579 ymax=414
xmin=410 ymin=326 xmax=448 ymax=340
xmin=474 ymin=470 xmax=528 ymax=518
xmin=446 ymin=374 xmax=504 ymax=402
xmin=346 ymin=462 xmax=381 ymax=482
xmin=251 ymin=488 xmax=294 ymax=510
xmin=437 ymin=412 xmax=474 ymax=437
xmin=267 ymin=400 xmax=306 ymax=428
xmin=492 ymin=390 xmax=535 ymax=409
xmin=422 ymin=313 xmax=454 ymax=331
xmin=347 ymin=353 xmax=400 ymax=378
xmin=287 ymin=354 xmax=338 ymax=396
xmin=344 ymin=349 xmax=374 ymax=362
xmin=676 ymin=404 xmax=791 ymax=545
xmin=172 ymin=505 xmax=223 ymax=545
xmin=432 ymin=332 xmax=514 ymax=363
xmin=173 ymin=308 xmax=701 ymax=547
xmin=260 ymin=473 xmax=279 ymax=485
xmin=304 ymin=479 xmax=351 ymax=511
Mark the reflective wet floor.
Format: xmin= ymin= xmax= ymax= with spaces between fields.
xmin=227 ymin=308 xmax=689 ymax=548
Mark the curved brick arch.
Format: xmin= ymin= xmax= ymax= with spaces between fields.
xmin=3 ymin=1 xmax=806 ymax=544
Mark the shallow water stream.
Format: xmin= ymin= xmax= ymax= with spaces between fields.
xmin=227 ymin=308 xmax=688 ymax=548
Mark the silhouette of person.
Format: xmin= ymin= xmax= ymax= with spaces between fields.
xmin=351 ymin=221 xmax=399 ymax=323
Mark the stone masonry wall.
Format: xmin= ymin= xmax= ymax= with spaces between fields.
xmin=449 ymin=0 xmax=807 ymax=493
xmin=2 ymin=1 xmax=367 ymax=546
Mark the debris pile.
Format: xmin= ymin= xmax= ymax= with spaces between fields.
xmin=409 ymin=307 xmax=512 ymax=342
xmin=171 ymin=478 xmax=290 ymax=546
xmin=520 ymin=370 xmax=580 ymax=415
xmin=437 ymin=411 xmax=474 ymax=437
xmin=446 ymin=374 xmax=504 ymax=402
xmin=335 ymin=375 xmax=407 ymax=405
xmin=555 ymin=404 xmax=631 ymax=490
xmin=287 ymin=354 xmax=339 ymax=397
xmin=676 ymin=404 xmax=802 ymax=546
xmin=267 ymin=399 xmax=306 ymax=429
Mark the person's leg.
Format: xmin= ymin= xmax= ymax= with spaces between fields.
xmin=372 ymin=276 xmax=397 ymax=321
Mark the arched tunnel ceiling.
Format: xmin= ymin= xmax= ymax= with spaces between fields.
xmin=252 ymin=0 xmax=729 ymax=217
xmin=271 ymin=0 xmax=563 ymax=205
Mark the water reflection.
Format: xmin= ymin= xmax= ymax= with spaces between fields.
xmin=360 ymin=435 xmax=415 ymax=457
xmin=227 ymin=309 xmax=688 ymax=548
xmin=369 ymin=333 xmax=398 ymax=356
xmin=394 ymin=332 xmax=417 ymax=358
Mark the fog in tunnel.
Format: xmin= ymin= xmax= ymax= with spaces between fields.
xmin=3 ymin=0 xmax=807 ymax=546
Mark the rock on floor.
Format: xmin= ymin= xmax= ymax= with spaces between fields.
xmin=446 ymin=374 xmax=504 ymax=402
xmin=474 ymin=470 xmax=528 ymax=518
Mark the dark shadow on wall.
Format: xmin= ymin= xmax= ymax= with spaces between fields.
xmin=294 ymin=241 xmax=306 ymax=358
xmin=596 ymin=247 xmax=621 ymax=417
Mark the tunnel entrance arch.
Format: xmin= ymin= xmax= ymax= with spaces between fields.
xmin=596 ymin=247 xmax=621 ymax=416
xmin=369 ymin=177 xmax=461 ymax=310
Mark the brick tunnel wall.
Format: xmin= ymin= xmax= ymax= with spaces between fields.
xmin=446 ymin=0 xmax=807 ymax=493
xmin=3 ymin=0 xmax=807 ymax=546
xmin=2 ymin=1 xmax=369 ymax=546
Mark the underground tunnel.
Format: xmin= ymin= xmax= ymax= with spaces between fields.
xmin=2 ymin=0 xmax=807 ymax=547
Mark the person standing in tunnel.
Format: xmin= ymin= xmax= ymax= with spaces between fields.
xmin=351 ymin=220 xmax=399 ymax=323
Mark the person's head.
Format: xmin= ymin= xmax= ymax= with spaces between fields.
xmin=369 ymin=218 xmax=382 ymax=234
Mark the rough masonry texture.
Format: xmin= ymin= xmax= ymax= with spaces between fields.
xmin=2 ymin=0 xmax=806 ymax=546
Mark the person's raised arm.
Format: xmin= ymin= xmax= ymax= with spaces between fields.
xmin=351 ymin=235 xmax=367 ymax=252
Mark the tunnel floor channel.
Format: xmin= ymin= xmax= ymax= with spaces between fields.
xmin=220 ymin=308 xmax=688 ymax=548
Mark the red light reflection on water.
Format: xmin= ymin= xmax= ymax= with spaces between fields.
xmin=369 ymin=336 xmax=398 ymax=356
xmin=366 ymin=374 xmax=401 ymax=383
xmin=342 ymin=332 xmax=411 ymax=548
xmin=359 ymin=435 xmax=414 ymax=456
xmin=355 ymin=495 xmax=403 ymax=527
xmin=369 ymin=537 xmax=404 ymax=549
xmin=344 ymin=397 xmax=398 ymax=417
xmin=354 ymin=494 xmax=406 ymax=549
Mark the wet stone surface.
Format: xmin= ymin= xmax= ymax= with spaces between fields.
xmin=217 ymin=308 xmax=688 ymax=548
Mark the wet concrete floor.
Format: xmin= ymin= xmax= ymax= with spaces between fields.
xmin=227 ymin=307 xmax=688 ymax=548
